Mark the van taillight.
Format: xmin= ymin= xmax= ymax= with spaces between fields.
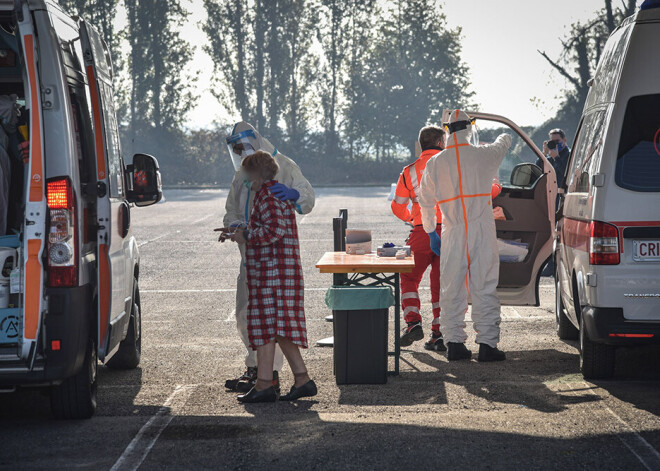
xmin=47 ymin=178 xmax=78 ymax=287
xmin=589 ymin=221 xmax=620 ymax=265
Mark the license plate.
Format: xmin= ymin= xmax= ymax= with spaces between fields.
xmin=633 ymin=240 xmax=660 ymax=262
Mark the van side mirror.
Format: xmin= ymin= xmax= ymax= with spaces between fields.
xmin=126 ymin=154 xmax=163 ymax=207
xmin=510 ymin=163 xmax=543 ymax=188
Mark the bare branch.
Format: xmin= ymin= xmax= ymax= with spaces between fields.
xmin=538 ymin=50 xmax=582 ymax=90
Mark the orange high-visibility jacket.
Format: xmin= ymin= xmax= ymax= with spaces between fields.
xmin=392 ymin=149 xmax=503 ymax=227
xmin=391 ymin=149 xmax=443 ymax=226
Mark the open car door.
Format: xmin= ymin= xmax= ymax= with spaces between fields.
xmin=442 ymin=111 xmax=558 ymax=306
xmin=81 ymin=20 xmax=130 ymax=361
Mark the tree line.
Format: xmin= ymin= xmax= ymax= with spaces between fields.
xmin=59 ymin=0 xmax=638 ymax=186
xmin=59 ymin=0 xmax=472 ymax=185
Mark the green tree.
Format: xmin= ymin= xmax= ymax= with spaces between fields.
xmin=345 ymin=0 xmax=473 ymax=160
xmin=124 ymin=0 xmax=198 ymax=183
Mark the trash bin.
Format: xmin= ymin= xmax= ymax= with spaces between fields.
xmin=325 ymin=286 xmax=394 ymax=385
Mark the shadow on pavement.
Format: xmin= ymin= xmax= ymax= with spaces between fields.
xmin=593 ymin=344 xmax=660 ymax=419
xmin=142 ymin=413 xmax=652 ymax=470
xmin=337 ymin=349 xmax=599 ymax=413
xmin=0 ymin=367 xmax=150 ymax=420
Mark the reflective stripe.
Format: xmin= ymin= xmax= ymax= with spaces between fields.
xmin=432 ymin=317 xmax=442 ymax=325
xmin=393 ymin=194 xmax=410 ymax=205
xmin=411 ymin=197 xmax=419 ymax=203
xmin=408 ymin=163 xmax=421 ymax=195
xmin=454 ymin=142 xmax=472 ymax=272
xmin=404 ymin=306 xmax=420 ymax=315
xmin=432 ymin=302 xmax=441 ymax=310
xmin=401 ymin=292 xmax=420 ymax=301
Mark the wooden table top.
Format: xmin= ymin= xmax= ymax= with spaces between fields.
xmin=316 ymin=251 xmax=415 ymax=274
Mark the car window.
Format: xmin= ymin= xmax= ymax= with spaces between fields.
xmin=615 ymin=94 xmax=660 ymax=192
xmin=566 ymin=111 xmax=606 ymax=194
xmin=586 ymin=25 xmax=632 ymax=108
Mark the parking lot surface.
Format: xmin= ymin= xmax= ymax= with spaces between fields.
xmin=1 ymin=188 xmax=660 ymax=470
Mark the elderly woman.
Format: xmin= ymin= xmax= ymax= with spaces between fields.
xmin=223 ymin=151 xmax=317 ymax=403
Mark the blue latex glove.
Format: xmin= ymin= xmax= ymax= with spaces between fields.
xmin=270 ymin=183 xmax=300 ymax=202
xmin=429 ymin=231 xmax=441 ymax=256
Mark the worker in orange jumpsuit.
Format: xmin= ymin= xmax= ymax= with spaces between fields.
xmin=392 ymin=126 xmax=447 ymax=351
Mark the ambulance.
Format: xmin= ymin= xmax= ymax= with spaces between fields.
xmin=554 ymin=4 xmax=660 ymax=379
xmin=0 ymin=0 xmax=162 ymax=418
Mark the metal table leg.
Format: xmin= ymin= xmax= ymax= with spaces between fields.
xmin=394 ymin=273 xmax=400 ymax=375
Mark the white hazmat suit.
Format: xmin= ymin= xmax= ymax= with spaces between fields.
xmin=419 ymin=110 xmax=511 ymax=348
xmin=224 ymin=122 xmax=315 ymax=370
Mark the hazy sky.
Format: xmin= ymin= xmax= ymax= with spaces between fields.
xmin=184 ymin=0 xmax=634 ymax=129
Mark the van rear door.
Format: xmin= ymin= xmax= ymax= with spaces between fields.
xmin=441 ymin=111 xmax=557 ymax=306
xmin=80 ymin=20 xmax=130 ymax=361
xmin=18 ymin=5 xmax=47 ymax=362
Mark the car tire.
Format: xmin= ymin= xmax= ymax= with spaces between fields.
xmin=556 ymin=274 xmax=578 ymax=340
xmin=106 ymin=278 xmax=141 ymax=370
xmin=579 ymin=312 xmax=615 ymax=379
xmin=50 ymin=337 xmax=98 ymax=420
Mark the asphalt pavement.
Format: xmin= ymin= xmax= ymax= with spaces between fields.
xmin=1 ymin=187 xmax=660 ymax=471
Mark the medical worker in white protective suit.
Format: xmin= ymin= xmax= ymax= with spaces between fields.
xmin=419 ymin=110 xmax=511 ymax=362
xmin=220 ymin=122 xmax=315 ymax=392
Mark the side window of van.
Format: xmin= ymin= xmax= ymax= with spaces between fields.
xmin=615 ymin=94 xmax=660 ymax=192
xmin=99 ymin=85 xmax=124 ymax=198
xmin=589 ymin=26 xmax=632 ymax=106
xmin=566 ymin=111 xmax=606 ymax=194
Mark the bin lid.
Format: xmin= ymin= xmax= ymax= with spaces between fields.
xmin=325 ymin=286 xmax=394 ymax=311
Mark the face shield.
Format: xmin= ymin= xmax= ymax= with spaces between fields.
xmin=226 ymin=129 xmax=258 ymax=171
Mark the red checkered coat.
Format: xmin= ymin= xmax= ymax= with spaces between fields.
xmin=245 ymin=180 xmax=307 ymax=349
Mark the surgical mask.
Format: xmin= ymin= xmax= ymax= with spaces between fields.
xmin=557 ymin=141 xmax=565 ymax=152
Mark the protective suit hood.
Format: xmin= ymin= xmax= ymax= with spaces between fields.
xmin=226 ymin=121 xmax=279 ymax=170
xmin=446 ymin=109 xmax=478 ymax=147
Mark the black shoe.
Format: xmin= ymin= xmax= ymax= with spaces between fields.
xmin=424 ymin=332 xmax=447 ymax=352
xmin=237 ymin=370 xmax=280 ymax=393
xmin=280 ymin=380 xmax=318 ymax=401
xmin=478 ymin=343 xmax=506 ymax=362
xmin=447 ymin=342 xmax=472 ymax=361
xmin=226 ymin=367 xmax=257 ymax=391
xmin=237 ymin=386 xmax=279 ymax=403
xmin=400 ymin=322 xmax=424 ymax=347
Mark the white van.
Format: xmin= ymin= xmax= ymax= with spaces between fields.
xmin=0 ymin=0 xmax=162 ymax=418
xmin=554 ymin=5 xmax=660 ymax=378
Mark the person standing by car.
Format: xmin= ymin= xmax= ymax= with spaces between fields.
xmin=391 ymin=126 xmax=446 ymax=352
xmin=537 ymin=128 xmax=570 ymax=276
xmin=219 ymin=122 xmax=315 ymax=394
xmin=224 ymin=151 xmax=317 ymax=403
xmin=537 ymin=128 xmax=570 ymax=191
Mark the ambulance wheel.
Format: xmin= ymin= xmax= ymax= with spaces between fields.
xmin=51 ymin=338 xmax=98 ymax=420
xmin=580 ymin=312 xmax=615 ymax=379
xmin=107 ymin=278 xmax=141 ymax=370
xmin=556 ymin=276 xmax=578 ymax=340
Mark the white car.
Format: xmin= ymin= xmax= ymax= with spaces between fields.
xmin=554 ymin=5 xmax=660 ymax=379
xmin=0 ymin=0 xmax=162 ymax=418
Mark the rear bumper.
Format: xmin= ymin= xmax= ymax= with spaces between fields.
xmin=582 ymin=306 xmax=660 ymax=345
xmin=0 ymin=284 xmax=92 ymax=386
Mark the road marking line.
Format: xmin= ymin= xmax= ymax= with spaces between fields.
xmin=137 ymin=215 xmax=213 ymax=248
xmin=109 ymin=384 xmax=195 ymax=471
xmin=225 ymin=309 xmax=236 ymax=322
xmin=582 ymin=382 xmax=660 ymax=471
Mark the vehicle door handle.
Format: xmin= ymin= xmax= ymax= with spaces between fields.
xmin=120 ymin=201 xmax=131 ymax=238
